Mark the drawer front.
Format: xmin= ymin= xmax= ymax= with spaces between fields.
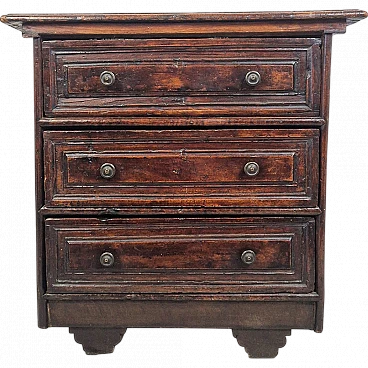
xmin=42 ymin=38 xmax=321 ymax=118
xmin=45 ymin=217 xmax=315 ymax=294
xmin=43 ymin=129 xmax=319 ymax=211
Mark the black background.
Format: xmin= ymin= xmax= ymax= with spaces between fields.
xmin=0 ymin=8 xmax=368 ymax=364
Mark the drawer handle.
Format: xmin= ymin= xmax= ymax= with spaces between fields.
xmin=241 ymin=250 xmax=256 ymax=265
xmin=100 ymin=252 xmax=115 ymax=267
xmin=100 ymin=163 xmax=116 ymax=179
xmin=244 ymin=162 xmax=260 ymax=176
xmin=245 ymin=71 xmax=261 ymax=86
xmin=100 ymin=71 xmax=116 ymax=86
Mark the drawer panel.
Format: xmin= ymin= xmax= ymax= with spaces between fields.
xmin=67 ymin=63 xmax=294 ymax=95
xmin=43 ymin=129 xmax=319 ymax=210
xmin=42 ymin=38 xmax=321 ymax=118
xmin=45 ymin=217 xmax=315 ymax=294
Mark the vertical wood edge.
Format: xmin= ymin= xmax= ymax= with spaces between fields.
xmin=34 ymin=37 xmax=48 ymax=328
xmin=314 ymin=33 xmax=333 ymax=332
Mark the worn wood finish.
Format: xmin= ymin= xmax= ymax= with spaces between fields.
xmin=37 ymin=116 xmax=327 ymax=128
xmin=34 ymin=38 xmax=48 ymax=329
xmin=44 ymin=129 xmax=319 ymax=210
xmin=43 ymin=37 xmax=320 ymax=117
xmin=2 ymin=10 xmax=366 ymax=358
xmin=47 ymin=301 xmax=315 ymax=329
xmin=70 ymin=328 xmax=127 ymax=355
xmin=2 ymin=10 xmax=367 ymax=25
xmin=45 ymin=217 xmax=315 ymax=294
xmin=2 ymin=10 xmax=367 ymax=37
xmin=314 ymin=33 xmax=333 ymax=333
xmin=233 ymin=329 xmax=291 ymax=358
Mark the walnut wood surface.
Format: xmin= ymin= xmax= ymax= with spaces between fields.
xmin=45 ymin=217 xmax=315 ymax=294
xmin=42 ymin=37 xmax=320 ymax=117
xmin=1 ymin=10 xmax=367 ymax=37
xmin=233 ymin=329 xmax=291 ymax=358
xmin=1 ymin=9 xmax=366 ymax=358
xmin=48 ymin=301 xmax=315 ymax=329
xmin=70 ymin=328 xmax=126 ymax=355
xmin=43 ymin=129 xmax=319 ymax=211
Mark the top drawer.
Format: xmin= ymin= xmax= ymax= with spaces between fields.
xmin=42 ymin=38 xmax=321 ymax=118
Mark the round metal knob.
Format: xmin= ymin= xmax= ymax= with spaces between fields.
xmin=245 ymin=71 xmax=261 ymax=86
xmin=100 ymin=163 xmax=116 ymax=179
xmin=244 ymin=162 xmax=260 ymax=176
xmin=100 ymin=252 xmax=115 ymax=267
xmin=241 ymin=250 xmax=256 ymax=265
xmin=100 ymin=71 xmax=116 ymax=86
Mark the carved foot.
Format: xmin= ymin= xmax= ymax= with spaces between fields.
xmin=69 ymin=328 xmax=127 ymax=355
xmin=232 ymin=329 xmax=291 ymax=358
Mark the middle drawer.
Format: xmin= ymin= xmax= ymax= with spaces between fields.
xmin=43 ymin=129 xmax=319 ymax=211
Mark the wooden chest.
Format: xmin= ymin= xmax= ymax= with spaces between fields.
xmin=1 ymin=10 xmax=366 ymax=358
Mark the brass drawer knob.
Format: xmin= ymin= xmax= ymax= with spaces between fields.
xmin=241 ymin=250 xmax=256 ymax=265
xmin=244 ymin=162 xmax=259 ymax=176
xmin=100 ymin=252 xmax=115 ymax=267
xmin=100 ymin=71 xmax=116 ymax=86
xmin=100 ymin=163 xmax=116 ymax=179
xmin=245 ymin=71 xmax=261 ymax=86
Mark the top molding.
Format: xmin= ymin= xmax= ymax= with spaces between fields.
xmin=1 ymin=10 xmax=367 ymax=38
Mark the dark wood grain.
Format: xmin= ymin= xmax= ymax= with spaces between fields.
xmin=43 ymin=129 xmax=319 ymax=210
xmin=1 ymin=10 xmax=366 ymax=358
xmin=42 ymin=37 xmax=320 ymax=118
xmin=45 ymin=217 xmax=315 ymax=294
xmin=70 ymin=328 xmax=126 ymax=355
xmin=34 ymin=38 xmax=48 ymax=329
xmin=47 ymin=300 xmax=315 ymax=329
xmin=2 ymin=10 xmax=367 ymax=25
xmin=233 ymin=329 xmax=291 ymax=358
xmin=2 ymin=10 xmax=368 ymax=38
xmin=314 ymin=33 xmax=333 ymax=333
xmin=67 ymin=63 xmax=294 ymax=94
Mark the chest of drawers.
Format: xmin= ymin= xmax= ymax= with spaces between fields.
xmin=1 ymin=10 xmax=367 ymax=359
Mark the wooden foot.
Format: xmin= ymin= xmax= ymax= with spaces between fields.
xmin=69 ymin=328 xmax=127 ymax=355
xmin=232 ymin=329 xmax=291 ymax=358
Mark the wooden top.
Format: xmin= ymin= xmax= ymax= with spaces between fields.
xmin=1 ymin=10 xmax=367 ymax=38
xmin=2 ymin=10 xmax=367 ymax=24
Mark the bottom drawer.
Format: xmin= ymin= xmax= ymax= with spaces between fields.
xmin=45 ymin=217 xmax=315 ymax=294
